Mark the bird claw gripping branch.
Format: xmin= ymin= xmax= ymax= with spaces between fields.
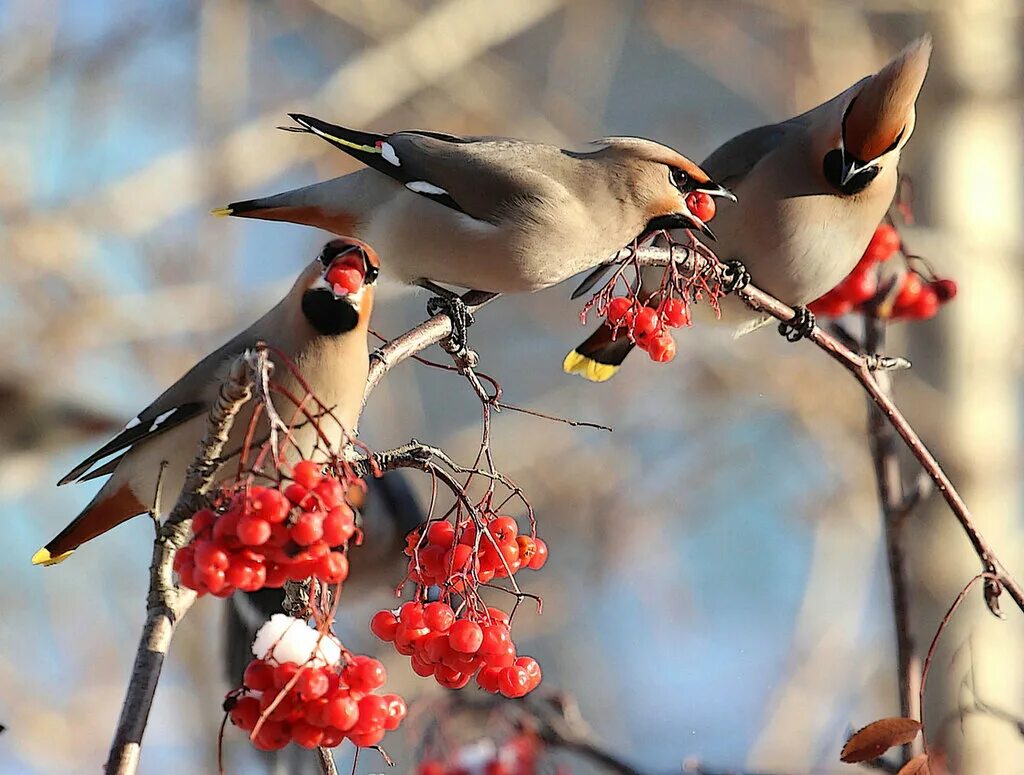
xmin=426 ymin=292 xmax=476 ymax=357
xmin=777 ymin=306 xmax=817 ymax=342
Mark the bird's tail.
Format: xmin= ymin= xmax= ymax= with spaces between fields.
xmin=562 ymin=325 xmax=636 ymax=383
xmin=32 ymin=484 xmax=145 ymax=566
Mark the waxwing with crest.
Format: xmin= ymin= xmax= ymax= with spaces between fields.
xmin=34 ymin=238 xmax=379 ymax=565
xmin=565 ymin=36 xmax=932 ymax=382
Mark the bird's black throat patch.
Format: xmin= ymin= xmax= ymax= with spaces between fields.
xmin=301 ymin=289 xmax=359 ymax=336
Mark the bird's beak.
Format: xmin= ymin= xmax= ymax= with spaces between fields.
xmin=695 ymin=182 xmax=737 ymax=203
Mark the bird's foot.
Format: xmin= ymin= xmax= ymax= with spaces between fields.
xmin=778 ymin=306 xmax=816 ymax=342
xmin=426 ymin=291 xmax=475 ymax=357
xmin=720 ymin=260 xmax=751 ymax=294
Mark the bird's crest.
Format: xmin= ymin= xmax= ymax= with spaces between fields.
xmin=845 ymin=35 xmax=932 ymax=162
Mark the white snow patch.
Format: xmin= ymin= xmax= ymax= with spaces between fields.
xmin=252 ymin=614 xmax=342 ymax=667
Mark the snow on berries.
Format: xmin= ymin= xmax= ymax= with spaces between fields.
xmin=175 ymin=459 xmax=359 ymax=597
xmin=228 ymin=615 xmax=406 ymax=751
xmin=809 ymin=222 xmax=957 ymax=321
xmin=372 ymin=514 xmax=548 ymax=699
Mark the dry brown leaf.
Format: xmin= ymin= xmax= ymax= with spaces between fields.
xmin=840 ymin=717 xmax=922 ymax=763
xmin=897 ymin=754 xmax=931 ymax=775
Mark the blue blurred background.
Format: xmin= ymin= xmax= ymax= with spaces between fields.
xmin=1 ymin=1 xmax=1021 ymax=773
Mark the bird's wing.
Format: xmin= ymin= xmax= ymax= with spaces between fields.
xmin=58 ymin=328 xmax=265 ymax=485
xmin=700 ymin=116 xmax=809 ymax=187
xmin=287 ymin=114 xmax=555 ymax=224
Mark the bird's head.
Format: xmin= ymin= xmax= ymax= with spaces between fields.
xmin=299 ymin=238 xmax=380 ymax=336
xmin=593 ymin=137 xmax=736 ymax=241
xmin=824 ymin=36 xmax=932 ymax=195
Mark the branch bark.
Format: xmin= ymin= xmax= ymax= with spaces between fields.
xmin=106 ymin=353 xmax=257 ymax=774
xmin=635 ymin=245 xmax=1024 ymax=617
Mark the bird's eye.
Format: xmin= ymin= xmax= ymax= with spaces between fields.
xmin=670 ymin=168 xmax=691 ymax=190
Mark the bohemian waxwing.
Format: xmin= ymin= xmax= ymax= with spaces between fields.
xmin=33 ymin=238 xmax=379 ymax=566
xmin=214 ymin=118 xmax=733 ymax=296
xmin=564 ymin=36 xmax=932 ymax=382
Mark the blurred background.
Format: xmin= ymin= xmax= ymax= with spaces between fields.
xmin=1 ymin=1 xmax=1021 ymax=773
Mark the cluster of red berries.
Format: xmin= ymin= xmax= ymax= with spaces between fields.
xmin=176 ymin=460 xmax=358 ymax=597
xmin=416 ymin=733 xmax=545 ymax=775
xmin=603 ymin=296 xmax=689 ymax=363
xmin=371 ymin=601 xmax=543 ymax=698
xmin=809 ymin=223 xmax=957 ymax=320
xmin=228 ymin=617 xmax=405 ymax=750
xmin=404 ymin=516 xmax=548 ymax=588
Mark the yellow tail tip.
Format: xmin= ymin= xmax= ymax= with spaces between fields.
xmin=210 ymin=206 xmax=233 ymax=217
xmin=32 ymin=547 xmax=74 ymax=566
xmin=562 ymin=350 xmax=620 ymax=383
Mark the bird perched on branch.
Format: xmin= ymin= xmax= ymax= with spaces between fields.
xmin=214 ymin=118 xmax=732 ymax=353
xmin=33 ymin=238 xmax=379 ymax=566
xmin=564 ymin=35 xmax=932 ymax=382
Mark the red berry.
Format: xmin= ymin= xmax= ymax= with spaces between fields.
xmin=433 ymin=664 xmax=471 ymax=689
xmin=320 ymin=726 xmax=345 ymax=748
xmin=325 ymin=265 xmax=364 ymax=295
xmin=685 ymin=191 xmax=716 ymax=223
xmin=229 ymin=695 xmax=261 ymax=731
xmin=646 ymin=331 xmax=676 ymax=363
xmin=476 ymin=666 xmax=502 ymax=693
xmin=291 ymin=460 xmax=323 ymax=490
xmin=252 ymin=720 xmax=290 ymax=751
xmin=426 ymin=520 xmax=456 ymax=548
xmin=296 ymin=668 xmax=330 ymax=701
xmin=344 ymin=656 xmax=387 ymax=694
xmin=291 ymin=511 xmax=324 ymax=546
xmin=236 ymin=515 xmax=271 ymax=546
xmin=383 ymin=694 xmax=407 ymax=731
xmin=322 ymin=506 xmax=356 ymax=546
xmin=194 ymin=541 xmax=229 ymax=572
xmin=191 ymin=508 xmax=216 ymax=536
xmin=808 ymin=293 xmax=853 ymax=318
xmin=479 ymin=623 xmax=512 ymax=657
xmin=515 ymin=656 xmax=542 ymax=689
xmin=317 ymin=552 xmax=349 ymax=584
xmin=528 ymin=539 xmax=548 ymax=570
xmin=498 ymin=666 xmax=531 ymax=698
xmin=933 ymin=278 xmax=957 ymax=302
xmin=419 ymin=761 xmax=446 ymax=775
xmin=324 ymin=695 xmax=359 ymax=731
xmin=421 ymin=631 xmax=451 ymax=663
xmin=253 ymin=487 xmax=290 ymax=524
xmin=448 ymin=620 xmax=483 ymax=654
xmin=842 ymin=269 xmax=877 ymax=305
xmin=291 ymin=721 xmax=324 ymax=749
xmin=631 ymin=306 xmax=660 ymax=338
xmin=424 ymin=602 xmax=456 ymax=632
xmin=659 ymin=298 xmax=689 ymax=328
xmin=370 ymin=610 xmax=399 ymax=642
xmin=399 ymin=601 xmax=426 ymax=627
xmin=516 ymin=536 xmax=537 ymax=564
xmin=487 ymin=607 xmax=511 ymax=626
xmin=283 ymin=483 xmax=311 ymax=506
xmin=273 ymin=662 xmax=301 ymax=689
xmin=348 ymin=729 xmax=386 ymax=748
xmin=353 ymin=694 xmax=389 ymax=731
xmin=605 ymin=296 xmax=633 ymax=325
xmin=864 ymin=223 xmax=900 ymax=263
xmin=314 ymin=478 xmax=345 ymax=508
xmin=907 ymin=286 xmax=940 ymax=320
xmin=894 ymin=272 xmax=924 ymax=309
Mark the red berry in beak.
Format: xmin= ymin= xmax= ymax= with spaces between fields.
xmin=685 ymin=191 xmax=716 ymax=223
xmin=325 ymin=265 xmax=363 ymax=295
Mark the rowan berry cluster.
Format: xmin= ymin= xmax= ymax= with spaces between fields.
xmin=602 ymin=295 xmax=689 ymax=363
xmin=371 ymin=515 xmax=548 ymax=697
xmin=175 ymin=459 xmax=358 ymax=597
xmin=809 ymin=223 xmax=957 ymax=320
xmin=416 ymin=732 xmax=545 ymax=775
xmin=227 ymin=615 xmax=406 ymax=751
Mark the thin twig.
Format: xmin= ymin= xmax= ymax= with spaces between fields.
xmin=634 ymin=245 xmax=1024 ymax=617
xmin=864 ymin=317 xmax=922 ymax=761
xmin=105 ymin=352 xmax=257 ymax=775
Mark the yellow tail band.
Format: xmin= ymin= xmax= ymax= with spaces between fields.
xmin=32 ymin=547 xmax=74 ymax=566
xmin=210 ymin=206 xmax=233 ymax=217
xmin=562 ymin=350 xmax=619 ymax=383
